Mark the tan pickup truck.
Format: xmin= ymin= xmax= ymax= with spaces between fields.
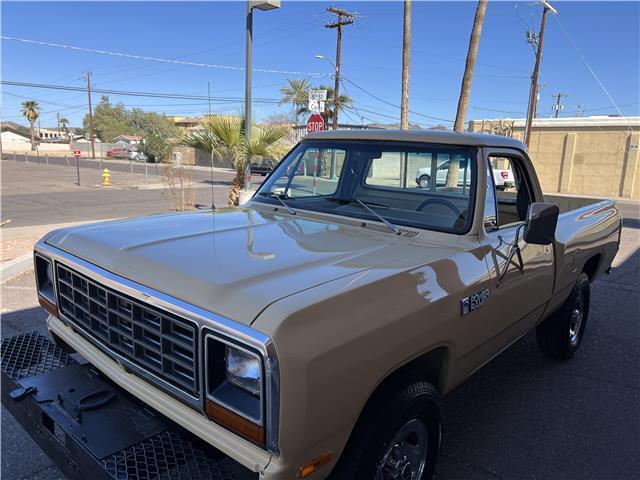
xmin=4 ymin=130 xmax=621 ymax=480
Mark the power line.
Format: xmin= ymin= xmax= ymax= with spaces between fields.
xmin=551 ymin=15 xmax=630 ymax=124
xmin=2 ymin=80 xmax=283 ymax=104
xmin=1 ymin=35 xmax=327 ymax=77
xmin=342 ymin=76 xmax=454 ymax=123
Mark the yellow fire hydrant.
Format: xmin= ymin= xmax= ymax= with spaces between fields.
xmin=102 ymin=168 xmax=111 ymax=187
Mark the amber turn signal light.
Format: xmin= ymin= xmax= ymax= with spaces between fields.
xmin=38 ymin=294 xmax=59 ymax=318
xmin=205 ymin=400 xmax=265 ymax=447
xmin=297 ymin=450 xmax=334 ymax=478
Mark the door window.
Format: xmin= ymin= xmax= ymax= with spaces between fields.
xmin=484 ymin=161 xmax=498 ymax=231
xmin=488 ymin=155 xmax=533 ymax=227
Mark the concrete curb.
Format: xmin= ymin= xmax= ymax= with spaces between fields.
xmin=1 ymin=252 xmax=33 ymax=284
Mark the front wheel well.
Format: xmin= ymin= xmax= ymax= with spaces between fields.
xmin=582 ymin=254 xmax=601 ymax=282
xmin=367 ymin=347 xmax=449 ymax=407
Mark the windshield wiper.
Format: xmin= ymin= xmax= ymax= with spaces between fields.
xmin=332 ymin=197 xmax=399 ymax=235
xmin=258 ymin=191 xmax=296 ymax=215
xmin=354 ymin=198 xmax=401 ymax=235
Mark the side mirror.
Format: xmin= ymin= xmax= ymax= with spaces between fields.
xmin=523 ymin=202 xmax=559 ymax=245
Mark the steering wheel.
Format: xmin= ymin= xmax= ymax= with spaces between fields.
xmin=416 ymin=198 xmax=462 ymax=217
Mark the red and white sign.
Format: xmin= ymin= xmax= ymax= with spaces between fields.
xmin=73 ymin=150 xmax=81 ymax=158
xmin=306 ymin=114 xmax=325 ymax=134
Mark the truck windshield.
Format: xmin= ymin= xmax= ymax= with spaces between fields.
xmin=255 ymin=140 xmax=477 ymax=234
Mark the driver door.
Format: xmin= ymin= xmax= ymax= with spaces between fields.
xmin=480 ymin=148 xmax=555 ymax=353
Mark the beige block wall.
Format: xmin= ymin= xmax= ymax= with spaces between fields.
xmin=469 ymin=122 xmax=640 ymax=199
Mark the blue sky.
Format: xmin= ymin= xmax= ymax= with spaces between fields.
xmin=2 ymin=1 xmax=639 ymax=129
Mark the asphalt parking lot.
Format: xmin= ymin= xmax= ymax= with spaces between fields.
xmin=1 ymin=158 xmax=638 ymax=479
xmin=1 ymin=158 xmax=238 ymax=228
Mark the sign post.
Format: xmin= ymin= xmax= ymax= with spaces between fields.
xmin=73 ymin=149 xmax=81 ymax=186
xmin=307 ymin=90 xmax=327 ymax=117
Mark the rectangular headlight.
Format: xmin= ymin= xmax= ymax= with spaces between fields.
xmin=204 ymin=330 xmax=279 ymax=453
xmin=35 ymin=253 xmax=58 ymax=316
xmin=204 ymin=333 xmax=264 ymax=446
xmin=226 ymin=346 xmax=261 ymax=396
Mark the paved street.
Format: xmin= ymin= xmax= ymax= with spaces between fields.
xmin=1 ymin=159 xmax=243 ymax=228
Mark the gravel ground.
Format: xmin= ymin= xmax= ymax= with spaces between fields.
xmin=0 ymin=237 xmax=39 ymax=262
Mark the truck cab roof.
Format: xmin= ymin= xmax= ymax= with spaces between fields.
xmin=305 ymin=128 xmax=527 ymax=150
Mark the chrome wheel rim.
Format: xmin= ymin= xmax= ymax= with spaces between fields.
xmin=419 ymin=176 xmax=430 ymax=188
xmin=376 ymin=418 xmax=428 ymax=480
xmin=569 ymin=293 xmax=584 ymax=346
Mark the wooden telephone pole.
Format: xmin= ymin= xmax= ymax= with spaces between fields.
xmin=552 ymin=92 xmax=568 ymax=118
xmin=524 ymin=1 xmax=556 ymax=148
xmin=85 ymin=71 xmax=96 ymax=159
xmin=325 ymin=7 xmax=355 ymax=130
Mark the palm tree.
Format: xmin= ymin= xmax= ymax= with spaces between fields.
xmin=446 ymin=0 xmax=488 ymax=187
xmin=59 ymin=117 xmax=70 ymax=139
xmin=182 ymin=116 xmax=290 ymax=206
xmin=297 ymin=85 xmax=352 ymax=125
xmin=279 ymin=79 xmax=311 ymax=126
xmin=20 ymin=100 xmax=40 ymax=150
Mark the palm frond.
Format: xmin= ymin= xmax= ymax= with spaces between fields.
xmin=245 ymin=124 xmax=290 ymax=157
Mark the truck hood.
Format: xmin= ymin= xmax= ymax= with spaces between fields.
xmin=44 ymin=207 xmax=458 ymax=325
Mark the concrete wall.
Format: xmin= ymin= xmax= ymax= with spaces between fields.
xmin=469 ymin=118 xmax=640 ymax=199
xmin=3 ymin=141 xmax=70 ymax=152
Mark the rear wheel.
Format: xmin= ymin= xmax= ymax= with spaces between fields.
xmin=330 ymin=381 xmax=442 ymax=480
xmin=537 ymin=273 xmax=590 ymax=358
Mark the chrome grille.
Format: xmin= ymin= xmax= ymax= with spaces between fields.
xmin=56 ymin=263 xmax=199 ymax=397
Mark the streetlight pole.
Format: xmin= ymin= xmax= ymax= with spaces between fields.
xmin=243 ymin=0 xmax=280 ymax=192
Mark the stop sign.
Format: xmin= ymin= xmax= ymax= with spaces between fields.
xmin=73 ymin=150 xmax=81 ymax=158
xmin=306 ymin=114 xmax=325 ymax=133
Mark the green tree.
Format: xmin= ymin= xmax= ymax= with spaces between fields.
xmin=182 ymin=115 xmax=290 ymax=206
xmin=134 ymin=111 xmax=178 ymax=163
xmin=20 ymin=100 xmax=40 ymax=150
xmin=279 ymin=78 xmax=311 ymax=125
xmin=83 ymin=96 xmax=133 ymax=142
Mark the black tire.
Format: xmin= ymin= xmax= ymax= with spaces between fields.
xmin=417 ymin=175 xmax=431 ymax=189
xmin=536 ymin=272 xmax=590 ymax=359
xmin=330 ymin=380 xmax=442 ymax=480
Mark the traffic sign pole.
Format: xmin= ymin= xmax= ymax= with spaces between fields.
xmin=73 ymin=150 xmax=81 ymax=186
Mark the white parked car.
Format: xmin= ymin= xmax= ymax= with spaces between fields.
xmin=127 ymin=150 xmax=148 ymax=162
xmin=416 ymin=160 xmax=515 ymax=190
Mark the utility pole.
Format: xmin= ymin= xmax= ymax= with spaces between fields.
xmin=552 ymin=92 xmax=568 ymax=118
xmin=400 ymin=0 xmax=412 ymax=130
xmin=325 ymin=7 xmax=355 ymax=130
xmin=576 ymin=104 xmax=585 ymax=117
xmin=85 ymin=71 xmax=96 ymax=159
xmin=524 ymin=1 xmax=557 ymax=148
xmin=57 ymin=113 xmax=60 ymax=138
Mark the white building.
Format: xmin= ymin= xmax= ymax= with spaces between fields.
xmin=1 ymin=125 xmax=31 ymax=143
xmin=113 ymin=135 xmax=142 ymax=145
